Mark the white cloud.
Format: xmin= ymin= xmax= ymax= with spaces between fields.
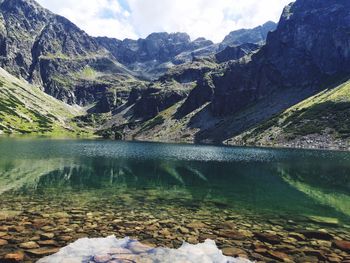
xmin=36 ymin=0 xmax=138 ymax=39
xmin=36 ymin=0 xmax=293 ymax=42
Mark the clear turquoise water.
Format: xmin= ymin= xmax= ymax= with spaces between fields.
xmin=0 ymin=138 xmax=349 ymax=224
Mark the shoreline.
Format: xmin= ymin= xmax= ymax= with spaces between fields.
xmin=1 ymin=134 xmax=350 ymax=153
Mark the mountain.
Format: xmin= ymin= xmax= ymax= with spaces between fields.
xmin=95 ymin=23 xmax=276 ymax=80
xmin=229 ymin=79 xmax=350 ymax=150
xmin=97 ymin=33 xmax=213 ymax=65
xmin=0 ymin=0 xmax=275 ymax=138
xmin=212 ymin=0 xmax=350 ymax=116
xmin=220 ymin=21 xmax=277 ymax=48
xmin=111 ymin=0 xmax=350 ymax=149
xmin=0 ymin=0 xmax=272 ymax=109
xmin=0 ymin=0 xmax=140 ymax=107
xmin=2 ymin=0 xmax=349 ymax=150
xmin=0 ymin=67 xmax=87 ymax=135
xmin=96 ymin=33 xmax=214 ymax=79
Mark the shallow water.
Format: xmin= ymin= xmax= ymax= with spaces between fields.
xmin=0 ymin=138 xmax=349 ymax=262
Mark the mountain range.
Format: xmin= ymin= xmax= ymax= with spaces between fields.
xmin=0 ymin=0 xmax=349 ymax=150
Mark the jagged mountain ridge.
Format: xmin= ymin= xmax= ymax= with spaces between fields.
xmin=0 ymin=0 xmax=275 ymax=108
xmin=95 ymin=23 xmax=276 ymax=79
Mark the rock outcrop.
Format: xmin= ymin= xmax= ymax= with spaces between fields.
xmin=130 ymin=82 xmax=190 ymax=121
xmin=215 ymin=43 xmax=260 ymax=64
xmin=212 ymin=0 xmax=350 ymax=116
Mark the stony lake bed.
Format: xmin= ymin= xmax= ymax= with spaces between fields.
xmin=0 ymin=138 xmax=349 ymax=262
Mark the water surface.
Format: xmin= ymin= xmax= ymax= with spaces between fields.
xmin=0 ymin=138 xmax=349 ymax=262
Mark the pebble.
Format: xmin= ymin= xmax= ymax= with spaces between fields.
xmin=298 ymin=230 xmax=333 ymax=240
xmin=186 ymin=221 xmax=206 ymax=229
xmin=19 ymin=241 xmax=39 ymax=249
xmin=0 ymin=239 xmax=8 ymax=246
xmin=266 ymin=251 xmax=292 ymax=262
xmin=333 ymin=240 xmax=350 ymax=252
xmin=219 ymin=230 xmax=244 ymax=240
xmin=254 ymin=232 xmax=281 ymax=244
xmin=4 ymin=252 xmax=24 ymax=262
xmin=222 ymin=247 xmax=246 ymax=257
xmin=40 ymin=233 xmax=55 ymax=240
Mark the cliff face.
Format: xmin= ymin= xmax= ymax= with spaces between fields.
xmin=0 ymin=0 xmax=137 ymax=106
xmin=0 ymin=0 xmax=52 ymax=79
xmin=211 ymin=0 xmax=350 ymax=116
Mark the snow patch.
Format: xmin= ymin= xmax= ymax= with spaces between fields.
xmin=38 ymin=236 xmax=253 ymax=263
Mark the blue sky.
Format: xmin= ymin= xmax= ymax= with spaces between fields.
xmin=117 ymin=0 xmax=130 ymax=12
xmin=36 ymin=0 xmax=292 ymax=42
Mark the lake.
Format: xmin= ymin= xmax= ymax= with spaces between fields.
xmin=0 ymin=138 xmax=349 ymax=262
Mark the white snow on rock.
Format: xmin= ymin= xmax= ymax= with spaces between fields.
xmin=38 ymin=236 xmax=253 ymax=263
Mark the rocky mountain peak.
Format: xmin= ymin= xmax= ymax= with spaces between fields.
xmin=146 ymin=32 xmax=191 ymax=43
xmin=0 ymin=0 xmax=50 ymax=20
xmin=221 ymin=21 xmax=277 ymax=47
xmin=212 ymin=0 xmax=350 ymax=116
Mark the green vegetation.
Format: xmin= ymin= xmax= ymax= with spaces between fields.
xmin=138 ymin=103 xmax=180 ymax=135
xmin=0 ymin=68 xmax=92 ymax=137
xmin=239 ymin=79 xmax=350 ymax=143
xmin=139 ymin=115 xmax=165 ymax=132
xmin=73 ymin=66 xmax=100 ymax=81
xmin=281 ymin=81 xmax=350 ymax=138
xmin=42 ymin=52 xmax=70 ymax=60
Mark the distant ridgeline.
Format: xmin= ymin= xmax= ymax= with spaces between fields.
xmin=0 ymin=0 xmax=350 ymax=150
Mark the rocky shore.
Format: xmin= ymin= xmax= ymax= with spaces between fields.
xmin=0 ymin=189 xmax=349 ymax=263
xmin=226 ymin=133 xmax=350 ymax=153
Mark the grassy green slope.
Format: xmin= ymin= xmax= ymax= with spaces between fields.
xmin=0 ymin=67 xmax=90 ymax=136
xmin=230 ymin=79 xmax=350 ymax=149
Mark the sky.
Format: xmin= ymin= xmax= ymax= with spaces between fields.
xmin=36 ymin=0 xmax=293 ymax=43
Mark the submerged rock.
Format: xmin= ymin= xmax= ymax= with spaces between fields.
xmin=0 ymin=210 xmax=22 ymax=220
xmin=0 ymin=239 xmax=8 ymax=246
xmin=19 ymin=241 xmax=39 ymax=249
xmin=308 ymin=216 xmax=339 ymax=226
xmin=4 ymin=252 xmax=24 ymax=262
xmin=40 ymin=233 xmax=55 ymax=240
xmin=186 ymin=221 xmax=206 ymax=229
xmin=266 ymin=251 xmax=292 ymax=262
xmin=254 ymin=232 xmax=281 ymax=244
xmin=333 ymin=240 xmax=350 ymax=252
xmin=298 ymin=230 xmax=333 ymax=241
